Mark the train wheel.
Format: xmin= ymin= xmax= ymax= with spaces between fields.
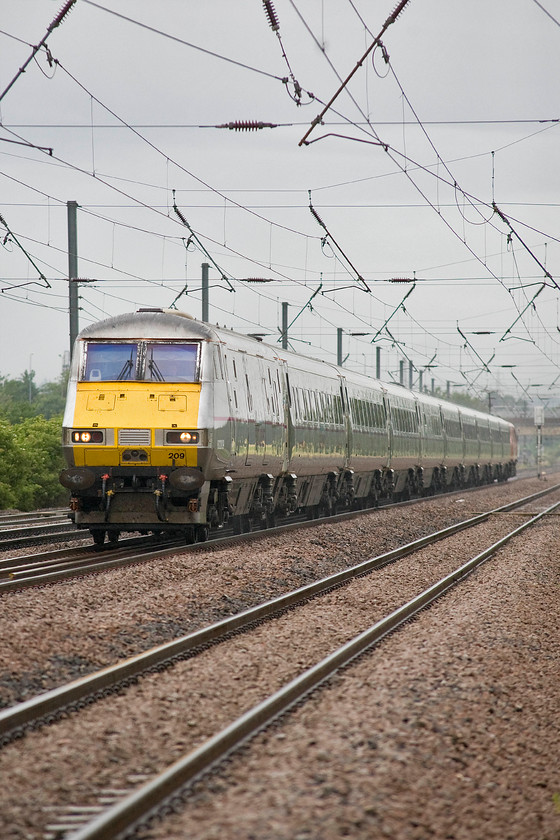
xmin=184 ymin=527 xmax=197 ymax=544
xmin=107 ymin=529 xmax=120 ymax=545
xmin=197 ymin=524 xmax=209 ymax=542
xmin=91 ymin=529 xmax=106 ymax=547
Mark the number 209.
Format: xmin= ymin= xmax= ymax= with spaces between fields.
xmin=168 ymin=451 xmax=186 ymax=460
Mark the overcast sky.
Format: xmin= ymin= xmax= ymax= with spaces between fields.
xmin=1 ymin=0 xmax=559 ymax=406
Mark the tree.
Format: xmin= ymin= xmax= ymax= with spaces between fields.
xmin=0 ymin=421 xmax=22 ymax=509
xmin=0 ymin=416 xmax=66 ymax=510
xmin=0 ymin=371 xmax=68 ymax=423
xmin=11 ymin=416 xmax=67 ymax=509
xmin=34 ymin=373 xmax=69 ymax=419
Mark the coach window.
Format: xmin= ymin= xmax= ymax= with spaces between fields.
xmin=311 ymin=391 xmax=319 ymax=422
xmin=245 ymin=374 xmax=253 ymax=412
xmin=325 ymin=393 xmax=333 ymax=424
xmin=334 ymin=394 xmax=343 ymax=425
xmin=304 ymin=390 xmax=312 ymax=422
xmin=318 ymin=392 xmax=326 ymax=423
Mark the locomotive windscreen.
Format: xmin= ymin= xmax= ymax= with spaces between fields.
xmin=145 ymin=343 xmax=198 ymax=382
xmin=82 ymin=341 xmax=199 ymax=382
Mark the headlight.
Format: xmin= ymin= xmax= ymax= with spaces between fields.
xmin=166 ymin=430 xmax=199 ymax=444
xmin=71 ymin=430 xmax=104 ymax=443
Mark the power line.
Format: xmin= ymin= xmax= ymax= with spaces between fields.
xmin=531 ymin=0 xmax=560 ymax=27
xmin=54 ymin=59 xmax=317 ymax=240
xmin=298 ymin=0 xmax=413 ymax=146
xmin=81 ymin=0 xmax=285 ymax=82
xmin=2 ymin=119 xmax=559 ymax=128
xmin=0 ymin=0 xmax=77 ymax=104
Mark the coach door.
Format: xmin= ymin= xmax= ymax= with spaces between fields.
xmin=240 ymin=354 xmax=269 ymax=468
xmin=240 ymin=356 xmax=256 ymax=467
xmin=339 ymin=377 xmax=352 ymax=465
xmin=222 ymin=351 xmax=238 ymax=459
xmin=283 ymin=366 xmax=295 ymax=470
xmin=384 ymin=393 xmax=393 ymax=465
xmin=257 ymin=357 xmax=273 ymax=467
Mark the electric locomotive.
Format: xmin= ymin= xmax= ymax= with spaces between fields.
xmin=60 ymin=308 xmax=517 ymax=545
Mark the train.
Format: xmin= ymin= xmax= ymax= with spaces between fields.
xmin=59 ymin=308 xmax=517 ymax=545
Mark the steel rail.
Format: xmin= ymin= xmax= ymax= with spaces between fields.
xmin=1 ymin=484 xmax=557 ymax=746
xmin=0 ymin=510 xmax=67 ymax=525
xmin=0 ymin=544 xmax=100 ymax=575
xmin=68 ymin=496 xmax=560 ymax=840
xmin=0 ymin=534 xmax=164 ymax=580
xmin=0 ymin=524 xmax=82 ymax=552
xmin=0 ymin=521 xmax=73 ymax=536
xmin=2 ymin=480 xmax=558 ymax=593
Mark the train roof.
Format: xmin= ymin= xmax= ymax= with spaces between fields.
xmin=75 ymin=310 xmax=513 ymax=428
xmin=77 ymin=308 xmax=218 ymax=342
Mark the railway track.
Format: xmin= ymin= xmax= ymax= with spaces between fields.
xmin=0 ymin=508 xmax=67 ymax=524
xmin=0 ymin=534 xmax=172 ymax=591
xmin=1 ymin=482 xmax=558 ymax=839
xmin=0 ymin=508 xmax=82 ymax=551
xmin=0 ymin=479 xmax=542 ymax=592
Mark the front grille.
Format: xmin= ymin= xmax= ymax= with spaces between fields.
xmin=118 ymin=429 xmax=151 ymax=445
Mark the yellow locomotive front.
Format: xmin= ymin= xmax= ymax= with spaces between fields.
xmin=60 ymin=315 xmax=213 ymax=545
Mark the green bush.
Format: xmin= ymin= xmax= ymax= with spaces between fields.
xmin=0 ymin=416 xmax=66 ymax=511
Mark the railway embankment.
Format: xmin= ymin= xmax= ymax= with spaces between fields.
xmin=0 ymin=475 xmax=558 ymax=839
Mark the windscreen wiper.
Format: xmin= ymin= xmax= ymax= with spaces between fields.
xmin=117 ymin=350 xmax=135 ymax=380
xmin=148 ymin=353 xmax=165 ymax=382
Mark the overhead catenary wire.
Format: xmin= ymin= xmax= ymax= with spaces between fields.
xmin=1 ymin=3 xmax=557 ymax=395
xmin=531 ymin=0 xmax=560 ymax=27
xmin=0 ymin=0 xmax=77 ymax=104
xmin=0 ymin=212 xmax=51 ymax=291
xmin=308 ymin=191 xmax=371 ymax=292
xmin=0 ymin=123 xmax=321 ymax=291
xmin=80 ymin=0 xmax=285 ymax=83
xmin=261 ymin=0 xmax=314 ymax=106
xmin=292 ymin=14 xmax=560 ymax=342
xmin=52 ymin=60 xmax=315 ymax=240
xmin=298 ymin=0 xmax=413 ymax=146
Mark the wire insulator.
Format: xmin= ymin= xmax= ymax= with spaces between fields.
xmin=217 ymin=121 xmax=277 ymax=131
xmin=389 ymin=0 xmax=411 ymax=22
xmin=49 ymin=0 xmax=77 ymax=30
xmin=263 ymin=0 xmax=280 ymax=31
xmin=240 ymin=277 xmax=274 ymax=283
xmin=310 ymin=204 xmax=326 ymax=229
